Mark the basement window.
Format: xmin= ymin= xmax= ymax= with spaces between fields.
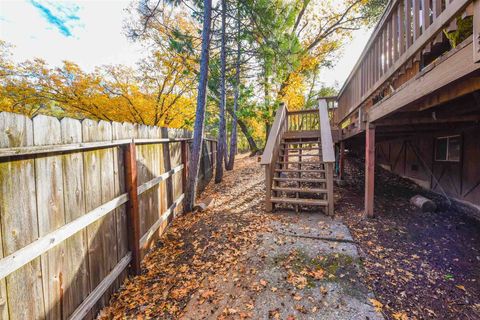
xmin=435 ymin=136 xmax=461 ymax=162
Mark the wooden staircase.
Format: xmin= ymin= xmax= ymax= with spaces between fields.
xmin=261 ymin=100 xmax=335 ymax=215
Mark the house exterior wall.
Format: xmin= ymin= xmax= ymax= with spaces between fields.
xmin=374 ymin=125 xmax=480 ymax=206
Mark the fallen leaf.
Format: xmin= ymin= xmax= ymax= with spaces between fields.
xmin=369 ymin=298 xmax=383 ymax=313
xmin=392 ymin=311 xmax=408 ymax=320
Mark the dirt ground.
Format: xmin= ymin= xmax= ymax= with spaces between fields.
xmin=99 ymin=154 xmax=381 ymax=319
xmin=99 ymin=153 xmax=480 ymax=320
xmin=336 ymin=155 xmax=480 ymax=320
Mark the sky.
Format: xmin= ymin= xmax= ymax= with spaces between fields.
xmin=0 ymin=0 xmax=143 ymax=71
xmin=318 ymin=28 xmax=372 ymax=89
xmin=0 ymin=0 xmax=373 ymax=89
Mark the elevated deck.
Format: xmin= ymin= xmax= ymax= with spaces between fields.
xmin=336 ymin=0 xmax=479 ymax=139
xmin=334 ymin=0 xmax=480 ymax=217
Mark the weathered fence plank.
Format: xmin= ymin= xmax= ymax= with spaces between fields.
xmin=111 ymin=122 xmax=129 ymax=289
xmin=33 ymin=115 xmax=67 ymax=320
xmin=97 ymin=121 xmax=119 ymax=303
xmin=81 ymin=119 xmax=107 ymax=315
xmin=0 ymin=112 xmax=44 ymax=319
xmin=61 ymin=117 xmax=90 ymax=318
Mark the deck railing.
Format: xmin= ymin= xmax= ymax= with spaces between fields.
xmin=336 ymin=0 xmax=475 ymax=127
xmin=287 ymin=109 xmax=320 ymax=131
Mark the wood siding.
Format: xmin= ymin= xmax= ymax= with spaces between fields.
xmin=375 ymin=125 xmax=480 ymax=205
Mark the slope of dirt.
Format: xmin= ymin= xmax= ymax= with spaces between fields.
xmin=336 ymin=155 xmax=480 ymax=320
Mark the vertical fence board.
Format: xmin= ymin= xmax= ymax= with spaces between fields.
xmin=81 ymin=119 xmax=106 ymax=316
xmin=143 ymin=126 xmax=154 ymax=244
xmin=97 ymin=121 xmax=118 ymax=303
xmin=0 ymin=112 xmax=44 ymax=319
xmin=33 ymin=115 xmax=66 ymax=320
xmin=136 ymin=125 xmax=149 ymax=241
xmin=60 ymin=118 xmax=90 ymax=319
xmin=111 ymin=122 xmax=128 ymax=288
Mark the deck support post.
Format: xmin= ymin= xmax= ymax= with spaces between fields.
xmin=339 ymin=141 xmax=345 ymax=180
xmin=123 ymin=142 xmax=141 ymax=275
xmin=365 ymin=123 xmax=375 ymax=218
xmin=265 ymin=165 xmax=273 ymax=212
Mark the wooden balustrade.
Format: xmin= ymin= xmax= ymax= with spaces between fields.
xmin=287 ymin=109 xmax=320 ymax=131
xmin=260 ymin=103 xmax=288 ymax=211
xmin=336 ymin=0 xmax=475 ymax=127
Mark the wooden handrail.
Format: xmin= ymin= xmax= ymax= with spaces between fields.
xmin=287 ymin=109 xmax=319 ymax=115
xmin=261 ymin=103 xmax=288 ymax=212
xmin=319 ymin=99 xmax=335 ymax=163
xmin=260 ymin=103 xmax=287 ymax=165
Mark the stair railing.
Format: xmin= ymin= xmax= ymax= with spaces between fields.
xmin=318 ymin=99 xmax=335 ymax=215
xmin=261 ymin=102 xmax=288 ymax=211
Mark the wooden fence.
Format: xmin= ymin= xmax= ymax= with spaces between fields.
xmin=0 ymin=111 xmax=217 ymax=319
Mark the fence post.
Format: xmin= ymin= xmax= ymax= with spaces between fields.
xmin=181 ymin=140 xmax=188 ymax=198
xmin=123 ymin=141 xmax=141 ymax=275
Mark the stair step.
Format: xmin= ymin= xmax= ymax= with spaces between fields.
xmin=273 ymin=177 xmax=326 ymax=183
xmin=282 ymin=141 xmax=320 ymax=145
xmin=270 ymin=197 xmax=328 ymax=206
xmin=273 ymin=187 xmax=327 ymax=193
xmin=277 ymin=161 xmax=325 ymax=165
xmin=281 ymin=147 xmax=321 ymax=151
xmin=279 ymin=154 xmax=322 ymax=157
xmin=275 ymin=169 xmax=325 ymax=173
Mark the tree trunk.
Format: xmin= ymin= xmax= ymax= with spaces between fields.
xmin=226 ymin=3 xmax=241 ymax=171
xmin=215 ymin=0 xmax=227 ymax=183
xmin=233 ymin=112 xmax=259 ymax=155
xmin=185 ymin=0 xmax=212 ymax=212
xmin=265 ymin=122 xmax=271 ymax=142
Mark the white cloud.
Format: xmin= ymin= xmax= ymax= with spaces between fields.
xmin=0 ymin=0 xmax=144 ymax=71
